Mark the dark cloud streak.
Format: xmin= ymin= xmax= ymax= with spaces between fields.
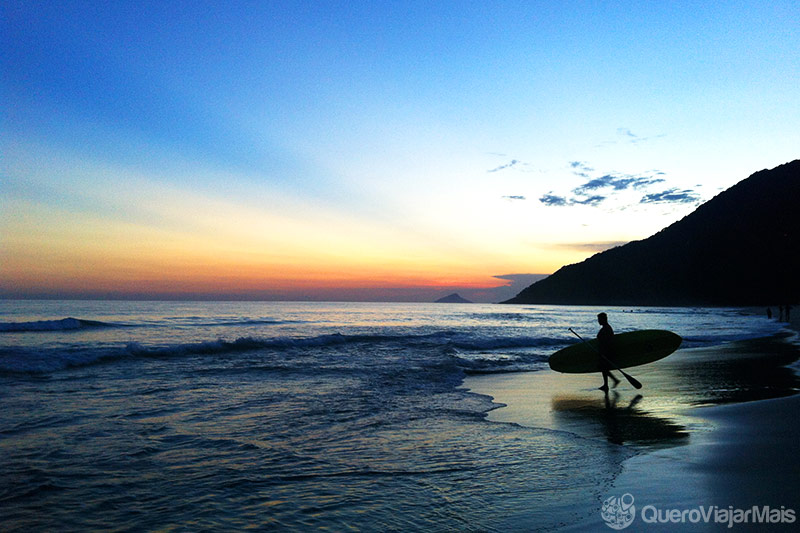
xmin=573 ymin=174 xmax=665 ymax=194
xmin=488 ymin=159 xmax=519 ymax=173
xmin=640 ymin=188 xmax=700 ymax=204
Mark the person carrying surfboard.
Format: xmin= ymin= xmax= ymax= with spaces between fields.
xmin=597 ymin=313 xmax=620 ymax=391
xmin=554 ymin=327 xmax=680 ymax=390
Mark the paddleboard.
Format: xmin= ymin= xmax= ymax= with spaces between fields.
xmin=549 ymin=330 xmax=682 ymax=374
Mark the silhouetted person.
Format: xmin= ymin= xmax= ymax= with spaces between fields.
xmin=779 ymin=305 xmax=785 ymax=321
xmin=787 ymin=305 xmax=793 ymax=322
xmin=597 ymin=312 xmax=620 ymax=392
xmin=767 ymin=308 xmax=772 ymax=319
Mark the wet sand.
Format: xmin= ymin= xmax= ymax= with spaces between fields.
xmin=465 ymin=315 xmax=800 ymax=531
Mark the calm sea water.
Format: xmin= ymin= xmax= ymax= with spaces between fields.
xmin=0 ymin=301 xmax=783 ymax=531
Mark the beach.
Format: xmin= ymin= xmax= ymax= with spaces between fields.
xmin=466 ymin=312 xmax=800 ymax=531
xmin=2 ymin=302 xmax=796 ymax=531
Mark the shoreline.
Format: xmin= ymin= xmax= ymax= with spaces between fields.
xmin=464 ymin=315 xmax=800 ymax=531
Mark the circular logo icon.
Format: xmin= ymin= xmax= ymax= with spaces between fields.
xmin=601 ymin=493 xmax=636 ymax=530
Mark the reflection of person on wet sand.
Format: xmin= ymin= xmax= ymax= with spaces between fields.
xmin=551 ymin=393 xmax=688 ymax=447
xmin=604 ymin=391 xmax=642 ymax=411
xmin=602 ymin=392 xmax=640 ymax=445
xmin=597 ymin=313 xmax=620 ymax=391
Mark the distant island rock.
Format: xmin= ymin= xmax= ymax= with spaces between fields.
xmin=503 ymin=159 xmax=799 ymax=306
xmin=435 ymin=293 xmax=473 ymax=304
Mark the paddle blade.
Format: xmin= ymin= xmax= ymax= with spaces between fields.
xmin=622 ymin=371 xmax=643 ymax=389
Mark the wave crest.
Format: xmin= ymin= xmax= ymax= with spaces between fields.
xmin=0 ymin=330 xmax=568 ymax=374
xmin=0 ymin=318 xmax=117 ymax=333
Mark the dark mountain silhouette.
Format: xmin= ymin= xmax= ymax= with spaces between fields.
xmin=435 ymin=293 xmax=473 ymax=304
xmin=503 ymin=160 xmax=799 ymax=306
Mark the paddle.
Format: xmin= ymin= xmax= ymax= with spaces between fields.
xmin=568 ymin=328 xmax=643 ymax=390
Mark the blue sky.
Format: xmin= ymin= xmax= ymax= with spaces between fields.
xmin=3 ymin=1 xmax=799 ymax=301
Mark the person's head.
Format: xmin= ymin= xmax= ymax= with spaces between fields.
xmin=597 ymin=312 xmax=608 ymax=325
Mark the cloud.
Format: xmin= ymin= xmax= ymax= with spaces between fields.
xmin=616 ymin=128 xmax=666 ymax=144
xmin=488 ymin=159 xmax=519 ymax=173
xmin=487 ymin=157 xmax=540 ymax=174
xmin=482 ymin=273 xmax=549 ymax=302
xmin=551 ymin=241 xmax=629 ymax=252
xmin=539 ymin=193 xmax=569 ymax=206
xmin=573 ymin=173 xmax=665 ymax=194
xmin=571 ymin=195 xmax=606 ymax=206
xmin=640 ymin=188 xmax=700 ymax=204
xmin=554 ymin=169 xmax=665 ymax=207
xmin=502 ymin=195 xmax=526 ymax=201
xmin=540 ymin=161 xmax=695 ymax=209
xmin=569 ymin=161 xmax=595 ymax=171
xmin=569 ymin=160 xmax=594 ymax=178
xmin=596 ymin=128 xmax=666 ymax=148
xmin=493 ymin=273 xmax=549 ymax=284
xmin=539 ymin=192 xmax=606 ymax=207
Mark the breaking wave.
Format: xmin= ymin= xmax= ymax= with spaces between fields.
xmin=0 ymin=318 xmax=119 ymax=333
xmin=0 ymin=330 xmax=568 ymax=374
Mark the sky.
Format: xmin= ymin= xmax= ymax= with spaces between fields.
xmin=2 ymin=1 xmax=799 ymax=302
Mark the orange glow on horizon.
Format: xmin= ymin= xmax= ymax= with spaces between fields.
xmin=1 ymin=152 xmax=574 ymax=300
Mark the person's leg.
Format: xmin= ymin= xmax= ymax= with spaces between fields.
xmin=600 ymin=370 xmax=610 ymax=391
xmin=609 ymin=371 xmax=620 ymax=388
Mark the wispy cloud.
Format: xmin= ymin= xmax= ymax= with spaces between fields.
xmin=569 ymin=160 xmax=594 ymax=178
xmin=570 ymin=194 xmax=606 ymax=206
xmin=539 ymin=161 xmax=701 ymax=208
xmin=596 ymin=128 xmax=666 ymax=148
xmin=551 ymin=241 xmax=629 ymax=252
xmin=502 ymin=195 xmax=526 ymax=201
xmin=572 ymin=173 xmax=665 ymax=194
xmin=487 ymin=157 xmax=539 ymax=174
xmin=619 ymin=128 xmax=667 ymax=145
xmin=640 ymin=188 xmax=700 ymax=204
xmin=488 ymin=159 xmax=520 ymax=173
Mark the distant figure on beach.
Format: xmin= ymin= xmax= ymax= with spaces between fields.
xmin=779 ymin=305 xmax=785 ymax=321
xmin=787 ymin=305 xmax=793 ymax=322
xmin=597 ymin=313 xmax=620 ymax=392
xmin=767 ymin=308 xmax=772 ymax=319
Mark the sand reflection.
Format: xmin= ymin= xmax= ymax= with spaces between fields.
xmin=551 ymin=392 xmax=689 ymax=448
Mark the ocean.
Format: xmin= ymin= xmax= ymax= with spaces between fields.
xmin=0 ymin=301 xmax=785 ymax=531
